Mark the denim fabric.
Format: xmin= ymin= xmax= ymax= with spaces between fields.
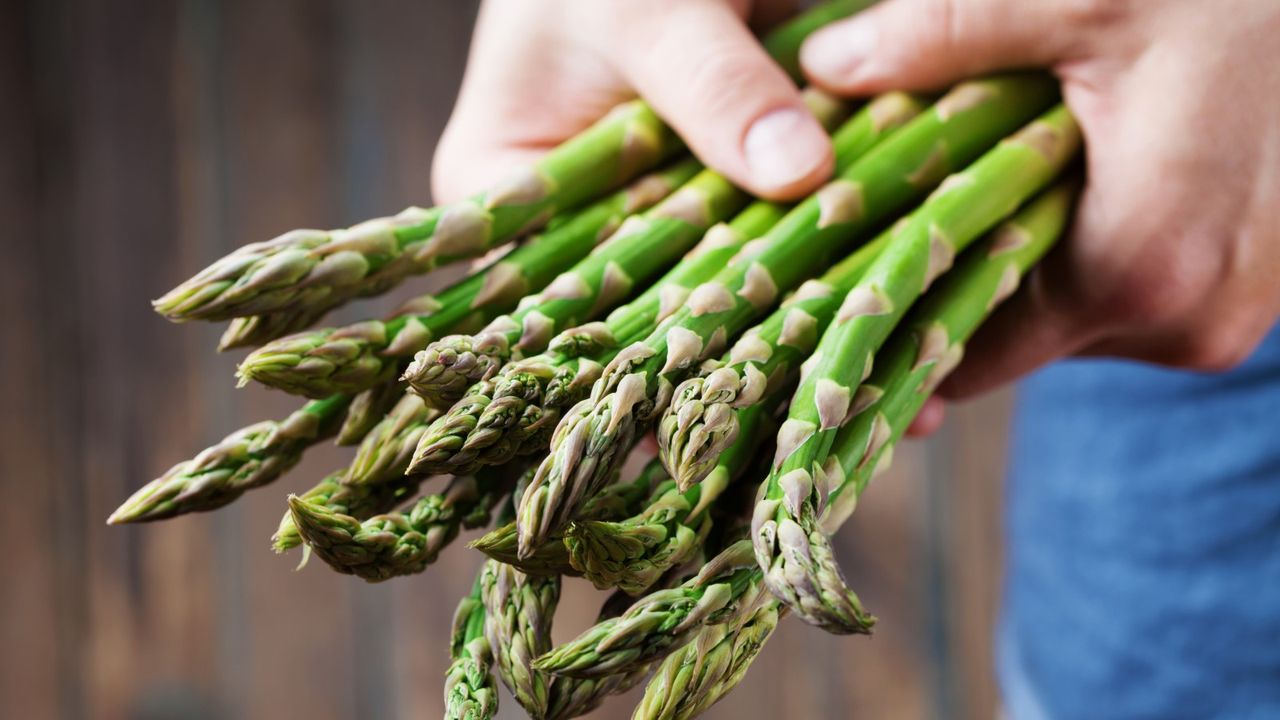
xmin=1000 ymin=323 xmax=1280 ymax=720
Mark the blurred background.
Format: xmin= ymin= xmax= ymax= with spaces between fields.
xmin=1 ymin=1 xmax=1014 ymax=718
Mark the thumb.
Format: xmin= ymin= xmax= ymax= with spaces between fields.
xmin=800 ymin=0 xmax=1090 ymax=94
xmin=615 ymin=0 xmax=834 ymax=200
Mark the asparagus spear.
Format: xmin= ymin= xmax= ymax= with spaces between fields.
xmin=658 ymin=225 xmax=891 ymax=490
xmin=533 ymin=540 xmax=762 ymax=678
xmin=344 ymin=392 xmax=442 ymax=486
xmin=470 ymin=458 xmax=665 ymax=576
xmin=108 ymin=394 xmax=349 ymax=523
xmin=287 ymin=462 xmax=519 ymax=580
xmin=757 ymin=174 xmax=1079 ymax=634
xmin=446 ymin=575 xmax=499 ymax=720
xmin=547 ymin=91 xmax=926 ymax=361
xmin=401 ymin=92 xmax=854 ymax=406
xmin=155 ymin=100 xmax=683 ymax=323
xmin=235 ymin=161 xmax=699 ymax=398
xmin=335 ymin=377 xmax=405 ymax=445
xmin=516 ymin=75 xmax=1059 ymax=557
xmin=756 ymin=107 xmax=1081 ymax=633
xmin=564 ymin=396 xmax=773 ymax=595
xmin=481 ymin=560 xmax=559 ymax=717
xmin=271 ymin=471 xmax=420 ymax=553
xmin=633 ymin=594 xmax=782 ymax=720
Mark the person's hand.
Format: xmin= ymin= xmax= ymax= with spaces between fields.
xmin=431 ymin=0 xmax=836 ymax=203
xmin=436 ymin=0 xmax=1280 ymax=437
xmin=795 ymin=0 xmax=1280 ymax=433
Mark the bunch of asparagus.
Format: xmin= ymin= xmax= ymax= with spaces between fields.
xmin=114 ymin=1 xmax=1084 ymax=716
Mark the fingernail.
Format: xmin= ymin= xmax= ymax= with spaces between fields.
xmin=801 ymin=19 xmax=877 ymax=84
xmin=744 ymin=108 xmax=830 ymax=189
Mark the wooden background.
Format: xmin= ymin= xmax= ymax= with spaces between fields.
xmin=1 ymin=1 xmax=1014 ymax=718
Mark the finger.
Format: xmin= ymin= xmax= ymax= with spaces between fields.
xmin=800 ymin=0 xmax=1098 ymax=94
xmin=615 ymin=0 xmax=833 ymax=200
xmin=432 ymin=0 xmax=632 ymax=203
xmin=905 ymin=397 xmax=946 ymax=437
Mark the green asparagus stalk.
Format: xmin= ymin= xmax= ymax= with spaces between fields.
xmin=271 ymin=471 xmax=421 ymax=553
xmin=287 ymin=458 xmax=523 ymax=580
xmin=564 ymin=397 xmax=772 ymax=595
xmin=155 ymin=101 xmax=682 ymax=323
xmin=547 ymin=91 xmax=926 ymax=361
xmin=401 ymin=92 xmax=854 ymax=407
xmin=516 ymin=75 xmax=1059 ymax=557
xmin=658 ymin=226 xmax=891 ymax=490
xmin=481 ymin=560 xmax=560 ymax=718
xmin=633 ymin=594 xmax=782 ymax=720
xmin=470 ymin=458 xmax=665 ymax=576
xmin=756 ymin=174 xmax=1079 ymax=634
xmin=446 ymin=575 xmax=499 ymax=720
xmin=756 ymin=106 xmax=1080 ymax=633
xmin=533 ymin=540 xmax=762 ymax=678
xmin=344 ymin=392 xmax=442 ymax=486
xmin=764 ymin=0 xmax=877 ymax=82
xmin=108 ymin=394 xmax=349 ymax=523
xmin=335 ymin=378 xmax=406 ymax=445
xmin=235 ymin=161 xmax=699 ymax=399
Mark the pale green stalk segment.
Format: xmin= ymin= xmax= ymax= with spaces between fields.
xmin=155 ymin=100 xmax=683 ymax=323
xmin=108 ymin=394 xmax=349 ymax=524
xmin=757 ymin=149 xmax=1081 ymax=633
xmin=515 ymin=75 xmax=1058 ymax=556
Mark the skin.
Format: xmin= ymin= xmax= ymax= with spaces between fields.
xmin=434 ymin=0 xmax=1280 ymax=435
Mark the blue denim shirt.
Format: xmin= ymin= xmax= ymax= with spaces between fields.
xmin=1000 ymin=324 xmax=1280 ymax=719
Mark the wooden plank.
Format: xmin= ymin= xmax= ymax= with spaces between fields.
xmin=0 ymin=1 xmax=62 ymax=717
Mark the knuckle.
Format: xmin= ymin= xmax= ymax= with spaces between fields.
xmin=681 ymin=50 xmax=770 ymax=112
